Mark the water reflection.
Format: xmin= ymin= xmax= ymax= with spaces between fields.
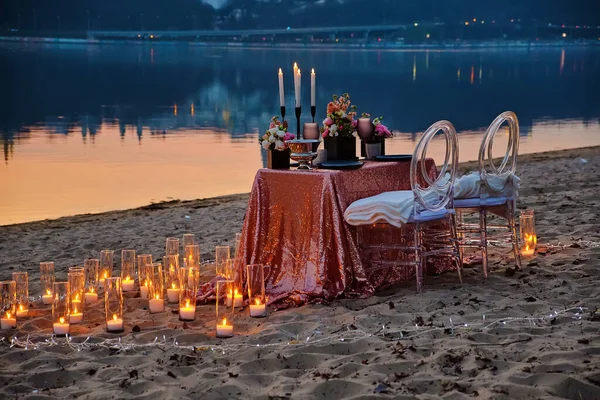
xmin=0 ymin=43 xmax=599 ymax=224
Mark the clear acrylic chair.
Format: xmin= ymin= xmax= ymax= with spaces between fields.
xmin=454 ymin=111 xmax=522 ymax=277
xmin=348 ymin=120 xmax=462 ymax=292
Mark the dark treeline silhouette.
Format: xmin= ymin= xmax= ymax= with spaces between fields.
xmin=1 ymin=0 xmax=600 ymax=33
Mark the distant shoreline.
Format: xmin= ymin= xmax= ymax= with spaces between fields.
xmin=1 ymin=35 xmax=599 ymax=50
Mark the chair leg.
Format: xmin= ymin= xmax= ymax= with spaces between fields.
xmin=480 ymin=208 xmax=488 ymax=278
xmin=414 ymin=223 xmax=423 ymax=293
xmin=508 ymin=202 xmax=522 ymax=270
xmin=449 ymin=213 xmax=463 ymax=283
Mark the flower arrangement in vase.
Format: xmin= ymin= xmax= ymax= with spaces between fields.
xmin=260 ymin=116 xmax=295 ymax=169
xmin=321 ymin=93 xmax=358 ymax=160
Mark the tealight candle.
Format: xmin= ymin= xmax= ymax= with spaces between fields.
xmin=148 ymin=294 xmax=164 ymax=313
xmin=69 ymin=306 xmax=83 ymax=324
xmin=107 ymin=314 xmax=124 ymax=332
xmin=522 ymin=245 xmax=535 ymax=257
xmin=216 ymin=317 xmax=233 ymax=338
xmin=249 ymin=298 xmax=267 ymax=318
xmin=140 ymin=282 xmax=149 ymax=299
xmin=42 ymin=289 xmax=53 ymax=305
xmin=16 ymin=304 xmax=28 ymax=318
xmin=53 ymin=316 xmax=70 ymax=335
xmin=179 ymin=299 xmax=196 ymax=321
xmin=1 ymin=311 xmax=16 ymax=329
xmin=84 ymin=290 xmax=98 ymax=303
xmin=226 ymin=289 xmax=243 ymax=308
xmin=167 ymin=283 xmax=180 ymax=303
xmin=122 ymin=276 xmax=135 ymax=292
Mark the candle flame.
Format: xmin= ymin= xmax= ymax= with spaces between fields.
xmin=126 ymin=276 xmax=130 ymax=281
xmin=297 ymin=68 xmax=301 ymax=75
xmin=255 ymin=298 xmax=261 ymax=306
xmin=46 ymin=289 xmax=51 ymax=296
xmin=186 ymin=299 xmax=190 ymax=308
xmin=234 ymin=289 xmax=238 ymax=296
xmin=103 ymin=272 xmax=108 ymax=279
xmin=113 ymin=314 xmax=118 ymax=322
xmin=59 ymin=317 xmax=65 ymax=324
xmin=278 ymin=67 xmax=283 ymax=74
xmin=311 ymin=68 xmax=315 ymax=74
xmin=172 ymin=283 xmax=176 ymax=290
xmin=19 ymin=304 xmax=23 ymax=311
xmin=73 ymin=306 xmax=78 ymax=314
xmin=293 ymin=62 xmax=297 ymax=69
xmin=75 ymin=294 xmax=79 ymax=301
xmin=155 ymin=294 xmax=160 ymax=300
xmin=90 ymin=287 xmax=94 ymax=293
xmin=222 ymin=317 xmax=227 ymax=326
xmin=6 ymin=311 xmax=10 ymax=318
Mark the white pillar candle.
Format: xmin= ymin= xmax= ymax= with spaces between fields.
xmin=42 ymin=289 xmax=53 ymax=305
xmin=216 ymin=318 xmax=233 ymax=338
xmin=148 ymin=297 xmax=164 ymax=313
xmin=278 ymin=68 xmax=285 ymax=107
xmin=179 ymin=305 xmax=196 ymax=320
xmin=249 ymin=300 xmax=266 ymax=318
xmin=1 ymin=312 xmax=16 ymax=329
xmin=84 ymin=292 xmax=98 ymax=303
xmin=140 ymin=285 xmax=149 ymax=299
xmin=69 ymin=312 xmax=83 ymax=324
xmin=16 ymin=305 xmax=28 ymax=318
xmin=295 ymin=69 xmax=301 ymax=107
xmin=53 ymin=317 xmax=69 ymax=335
xmin=311 ymin=68 xmax=316 ymax=107
xmin=122 ymin=277 xmax=135 ymax=292
xmin=107 ymin=315 xmax=124 ymax=332
xmin=225 ymin=290 xmax=243 ymax=308
xmin=167 ymin=288 xmax=180 ymax=303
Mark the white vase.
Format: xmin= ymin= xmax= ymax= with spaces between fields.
xmin=365 ymin=142 xmax=381 ymax=159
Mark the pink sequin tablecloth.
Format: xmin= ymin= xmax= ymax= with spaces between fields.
xmin=238 ymin=160 xmax=439 ymax=305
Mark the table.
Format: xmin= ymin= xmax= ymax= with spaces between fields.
xmin=238 ymin=160 xmax=439 ymax=305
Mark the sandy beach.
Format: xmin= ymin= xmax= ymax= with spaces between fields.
xmin=1 ymin=146 xmax=600 ymax=399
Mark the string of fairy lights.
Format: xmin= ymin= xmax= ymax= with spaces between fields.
xmin=1 ymin=239 xmax=598 ymax=354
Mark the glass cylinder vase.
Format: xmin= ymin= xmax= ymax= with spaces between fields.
xmin=165 ymin=237 xmax=180 ymax=257
xmin=247 ymin=264 xmax=267 ymax=318
xmin=520 ymin=210 xmax=537 ymax=257
xmin=52 ymin=282 xmax=70 ymax=335
xmin=225 ymin=259 xmax=243 ymax=308
xmin=137 ymin=254 xmax=153 ymax=299
xmin=83 ymin=259 xmax=99 ymax=303
xmin=121 ymin=249 xmax=136 ymax=292
xmin=148 ymin=262 xmax=165 ymax=314
xmin=104 ymin=277 xmax=124 ymax=333
xmin=216 ymin=279 xmax=234 ymax=338
xmin=40 ymin=261 xmax=55 ymax=305
xmin=99 ymin=250 xmax=114 ymax=287
xmin=0 ymin=281 xmax=17 ymax=329
xmin=215 ymin=245 xmax=230 ymax=278
xmin=68 ymin=269 xmax=85 ymax=324
xmin=12 ymin=272 xmax=29 ymax=318
xmin=179 ymin=267 xmax=199 ymax=321
xmin=164 ymin=255 xmax=181 ymax=303
xmin=182 ymin=233 xmax=195 ymax=249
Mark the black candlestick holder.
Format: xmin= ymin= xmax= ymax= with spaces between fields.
xmin=280 ymin=106 xmax=286 ymax=121
xmin=310 ymin=105 xmax=316 ymax=123
xmin=295 ymin=106 xmax=301 ymax=139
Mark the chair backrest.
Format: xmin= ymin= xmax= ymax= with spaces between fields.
xmin=478 ymin=111 xmax=519 ymax=195
xmin=410 ymin=120 xmax=459 ymax=213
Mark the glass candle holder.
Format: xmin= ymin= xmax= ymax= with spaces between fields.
xmin=121 ymin=250 xmax=136 ymax=292
xmin=179 ymin=267 xmax=199 ymax=321
xmin=357 ymin=117 xmax=374 ymax=140
xmin=215 ymin=245 xmax=231 ymax=278
xmin=183 ymin=233 xmax=196 ymax=249
xmin=104 ymin=277 xmax=124 ymax=333
xmin=225 ymin=259 xmax=243 ymax=308
xmin=40 ymin=261 xmax=55 ymax=305
xmin=137 ymin=254 xmax=153 ymax=299
xmin=303 ymin=122 xmax=320 ymax=140
xmin=247 ymin=264 xmax=267 ymax=318
xmin=184 ymin=244 xmax=200 ymax=269
xmin=52 ymin=282 xmax=70 ymax=335
xmin=83 ymin=259 xmax=99 ymax=303
xmin=68 ymin=269 xmax=85 ymax=324
xmin=165 ymin=237 xmax=180 ymax=257
xmin=216 ymin=279 xmax=234 ymax=338
xmin=520 ymin=210 xmax=537 ymax=257
xmin=148 ymin=262 xmax=165 ymax=313
xmin=12 ymin=272 xmax=29 ymax=318
xmin=99 ymin=250 xmax=114 ymax=287
xmin=164 ymin=255 xmax=181 ymax=303
xmin=0 ymin=281 xmax=17 ymax=329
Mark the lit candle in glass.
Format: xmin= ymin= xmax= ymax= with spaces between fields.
xmin=179 ymin=299 xmax=195 ymax=321
xmin=84 ymin=287 xmax=98 ymax=303
xmin=249 ymin=298 xmax=267 ymax=318
xmin=42 ymin=288 xmax=53 ymax=305
xmin=216 ymin=317 xmax=233 ymax=338
xmin=226 ymin=288 xmax=243 ymax=308
xmin=104 ymin=277 xmax=124 ymax=333
xmin=16 ymin=304 xmax=28 ymax=318
xmin=69 ymin=305 xmax=83 ymax=324
xmin=247 ymin=264 xmax=267 ymax=318
xmin=164 ymin=255 xmax=180 ymax=303
xmin=520 ymin=210 xmax=537 ymax=257
xmin=53 ymin=316 xmax=70 ymax=335
xmin=167 ymin=282 xmax=180 ymax=303
xmin=147 ymin=262 xmax=164 ymax=314
xmin=84 ymin=258 xmax=99 ymax=303
xmin=12 ymin=272 xmax=29 ymax=317
xmin=148 ymin=293 xmax=164 ymax=313
xmin=140 ymin=281 xmax=149 ymax=299
xmin=121 ymin=250 xmax=136 ymax=292
xmin=52 ymin=281 xmax=70 ymax=335
xmin=107 ymin=313 xmax=123 ymax=332
xmin=40 ymin=261 xmax=55 ymax=305
xmin=1 ymin=311 xmax=16 ymax=329
xmin=99 ymin=250 xmax=114 ymax=288
xmin=122 ymin=276 xmax=135 ymax=292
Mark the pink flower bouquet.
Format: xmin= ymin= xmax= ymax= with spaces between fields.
xmin=260 ymin=116 xmax=295 ymax=151
xmin=373 ymin=117 xmax=392 ymax=138
xmin=321 ymin=93 xmax=358 ymax=139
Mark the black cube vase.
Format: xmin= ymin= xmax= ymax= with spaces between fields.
xmin=267 ymin=148 xmax=290 ymax=169
xmin=325 ymin=137 xmax=357 ymax=161
xmin=361 ymin=136 xmax=386 ymax=157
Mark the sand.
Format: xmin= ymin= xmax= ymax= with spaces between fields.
xmin=1 ymin=147 xmax=600 ymax=399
